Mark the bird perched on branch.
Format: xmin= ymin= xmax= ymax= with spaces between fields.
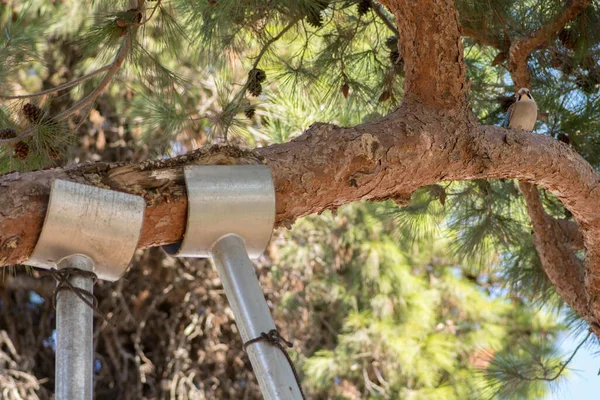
xmin=503 ymin=88 xmax=537 ymax=132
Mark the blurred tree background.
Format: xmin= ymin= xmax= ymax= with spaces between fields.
xmin=0 ymin=0 xmax=599 ymax=399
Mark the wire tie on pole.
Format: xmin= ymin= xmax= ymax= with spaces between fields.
xmin=243 ymin=329 xmax=306 ymax=400
xmin=41 ymin=267 xmax=109 ymax=324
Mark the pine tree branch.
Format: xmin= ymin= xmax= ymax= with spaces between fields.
xmin=518 ymin=182 xmax=591 ymax=323
xmin=0 ymin=64 xmax=112 ymax=100
xmin=510 ymin=331 xmax=591 ymax=382
xmin=543 ymin=331 xmax=591 ymax=381
xmin=250 ymin=19 xmax=299 ymax=72
xmin=509 ymin=0 xmax=592 ymax=88
xmin=222 ymin=18 xmax=300 ymax=135
xmin=499 ymin=0 xmax=597 ymax=331
xmin=516 ymin=0 xmax=592 ymax=55
xmin=1 ymin=110 xmax=600 ymax=309
xmin=53 ymin=37 xmax=131 ymax=121
xmin=461 ymin=26 xmax=505 ymax=49
xmin=0 ymin=37 xmax=132 ymax=145
xmin=372 ymin=3 xmax=399 ymax=37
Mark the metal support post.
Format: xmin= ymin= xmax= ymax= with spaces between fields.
xmin=26 ymin=180 xmax=145 ymax=399
xmin=165 ymin=165 xmax=303 ymax=400
xmin=55 ymin=255 xmax=95 ymax=399
xmin=212 ymin=234 xmax=302 ymax=399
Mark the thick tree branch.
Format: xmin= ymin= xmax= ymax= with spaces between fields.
xmin=379 ymin=0 xmax=468 ymax=109
xmin=509 ymin=0 xmax=592 ymax=88
xmin=2 ymin=0 xmax=599 ymax=335
xmin=518 ymin=182 xmax=589 ymax=321
xmin=555 ymin=218 xmax=585 ymax=251
xmin=500 ymin=0 xmax=598 ymax=329
xmin=1 ymin=108 xmax=599 ymax=268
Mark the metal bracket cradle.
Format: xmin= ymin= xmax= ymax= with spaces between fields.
xmin=25 ymin=180 xmax=146 ymax=400
xmin=165 ymin=165 xmax=303 ymax=400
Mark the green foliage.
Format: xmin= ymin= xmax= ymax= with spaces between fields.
xmin=280 ymin=202 xmax=564 ymax=399
xmin=0 ymin=4 xmax=44 ymax=85
xmin=1 ymin=0 xmax=599 ymax=398
xmin=1 ymin=0 xmax=403 ymax=164
xmin=482 ymin=340 xmax=564 ymax=399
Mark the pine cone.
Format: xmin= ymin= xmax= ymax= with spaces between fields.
xmin=244 ymin=107 xmax=256 ymax=119
xmin=357 ymin=0 xmax=371 ymax=16
xmin=14 ymin=141 xmax=29 ymax=160
xmin=23 ymin=103 xmax=43 ymax=123
xmin=378 ymin=90 xmax=391 ymax=102
xmin=249 ymin=68 xmax=266 ymax=83
xmin=303 ymin=0 xmax=328 ymax=28
xmin=429 ymin=184 xmax=447 ymax=205
xmin=247 ymin=81 xmax=262 ymax=97
xmin=0 ymin=128 xmax=17 ymax=140
xmin=306 ymin=11 xmax=323 ymax=28
xmin=341 ymin=83 xmax=349 ymax=98
xmin=47 ymin=147 xmax=61 ymax=160
xmin=247 ymin=69 xmax=266 ymax=97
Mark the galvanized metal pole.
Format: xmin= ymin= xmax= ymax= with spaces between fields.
xmin=211 ymin=234 xmax=303 ymax=400
xmin=25 ymin=180 xmax=145 ymax=400
xmin=55 ymin=254 xmax=95 ymax=400
xmin=164 ymin=166 xmax=303 ymax=399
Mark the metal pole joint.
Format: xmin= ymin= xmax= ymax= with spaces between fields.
xmin=165 ymin=165 xmax=304 ymax=400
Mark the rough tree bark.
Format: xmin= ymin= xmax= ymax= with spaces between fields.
xmin=1 ymin=0 xmax=600 ymax=334
xmin=474 ymin=0 xmax=599 ymax=330
xmin=459 ymin=0 xmax=598 ymax=330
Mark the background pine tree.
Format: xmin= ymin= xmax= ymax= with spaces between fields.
xmin=0 ymin=0 xmax=599 ymax=399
